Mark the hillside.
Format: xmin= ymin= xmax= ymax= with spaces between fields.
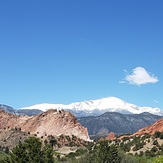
xmin=0 ymin=127 xmax=29 ymax=150
xmin=103 ymin=118 xmax=163 ymax=156
xmin=133 ymin=118 xmax=163 ymax=136
xmin=77 ymin=112 xmax=163 ymax=136
xmin=1 ymin=115 xmax=163 ymax=162
xmin=0 ymin=109 xmax=90 ymax=141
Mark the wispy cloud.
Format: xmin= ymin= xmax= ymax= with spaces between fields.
xmin=154 ymin=100 xmax=159 ymax=104
xmin=121 ymin=67 xmax=159 ymax=85
xmin=119 ymin=81 xmax=125 ymax=84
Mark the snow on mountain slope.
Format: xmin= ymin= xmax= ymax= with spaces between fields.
xmin=18 ymin=97 xmax=163 ymax=116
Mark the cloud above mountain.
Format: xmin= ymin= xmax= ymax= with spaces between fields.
xmin=121 ymin=67 xmax=158 ymax=85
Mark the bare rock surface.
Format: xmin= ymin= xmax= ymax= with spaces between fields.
xmin=133 ymin=118 xmax=163 ymax=136
xmin=105 ymin=132 xmax=116 ymax=140
xmin=0 ymin=109 xmax=90 ymax=141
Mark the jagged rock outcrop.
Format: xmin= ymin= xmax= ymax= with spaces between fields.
xmin=0 ymin=109 xmax=91 ymax=141
xmin=105 ymin=132 xmax=116 ymax=140
xmin=133 ymin=118 xmax=163 ymax=136
xmin=99 ymin=132 xmax=116 ymax=141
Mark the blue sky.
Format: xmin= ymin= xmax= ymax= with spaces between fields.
xmin=0 ymin=0 xmax=162 ymax=109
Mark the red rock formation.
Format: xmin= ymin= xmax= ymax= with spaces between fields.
xmin=105 ymin=132 xmax=116 ymax=140
xmin=0 ymin=109 xmax=91 ymax=141
xmin=132 ymin=118 xmax=163 ymax=136
xmin=99 ymin=132 xmax=116 ymax=141
xmin=0 ymin=110 xmax=19 ymax=129
xmin=99 ymin=137 xmax=105 ymax=141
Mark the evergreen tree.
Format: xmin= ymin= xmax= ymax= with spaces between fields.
xmin=42 ymin=145 xmax=55 ymax=163
xmin=92 ymin=140 xmax=120 ymax=163
xmin=9 ymin=137 xmax=55 ymax=163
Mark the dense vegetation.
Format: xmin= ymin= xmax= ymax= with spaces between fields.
xmin=0 ymin=137 xmax=55 ymax=163
xmin=1 ymin=132 xmax=163 ymax=162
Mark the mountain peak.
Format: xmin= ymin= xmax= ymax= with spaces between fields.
xmin=18 ymin=97 xmax=162 ymax=117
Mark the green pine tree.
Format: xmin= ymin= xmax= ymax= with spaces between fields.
xmin=9 ymin=137 xmax=55 ymax=163
xmin=92 ymin=140 xmax=120 ymax=163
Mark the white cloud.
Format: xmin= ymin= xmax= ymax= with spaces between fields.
xmin=122 ymin=67 xmax=159 ymax=85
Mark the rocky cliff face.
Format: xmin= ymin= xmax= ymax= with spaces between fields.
xmin=133 ymin=118 xmax=163 ymax=136
xmin=0 ymin=109 xmax=90 ymax=141
xmin=105 ymin=132 xmax=116 ymax=140
xmin=0 ymin=110 xmax=20 ymax=129
xmin=99 ymin=132 xmax=116 ymax=141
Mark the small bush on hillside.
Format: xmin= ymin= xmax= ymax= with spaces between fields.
xmin=153 ymin=140 xmax=159 ymax=146
xmin=152 ymin=156 xmax=163 ymax=163
xmin=154 ymin=131 xmax=161 ymax=138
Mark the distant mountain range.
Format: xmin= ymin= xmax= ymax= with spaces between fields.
xmin=17 ymin=97 xmax=163 ymax=117
xmin=1 ymin=102 xmax=163 ymax=139
xmin=0 ymin=104 xmax=15 ymax=114
xmin=77 ymin=112 xmax=163 ymax=136
xmin=0 ymin=104 xmax=43 ymax=116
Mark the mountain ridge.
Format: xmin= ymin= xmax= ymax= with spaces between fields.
xmin=17 ymin=97 xmax=163 ymax=117
xmin=77 ymin=112 xmax=163 ymax=136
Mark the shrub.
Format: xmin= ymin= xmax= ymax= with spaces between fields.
xmin=153 ymin=156 xmax=163 ymax=163
xmin=153 ymin=140 xmax=159 ymax=146
xmin=159 ymin=132 xmax=163 ymax=139
xmin=154 ymin=131 xmax=161 ymax=138
xmin=92 ymin=141 xmax=120 ymax=163
xmin=151 ymin=146 xmax=157 ymax=153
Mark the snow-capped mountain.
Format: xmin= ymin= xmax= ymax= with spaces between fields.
xmin=18 ymin=97 xmax=163 ymax=117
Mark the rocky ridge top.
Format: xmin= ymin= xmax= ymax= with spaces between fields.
xmin=133 ymin=118 xmax=163 ymax=136
xmin=0 ymin=109 xmax=90 ymax=142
